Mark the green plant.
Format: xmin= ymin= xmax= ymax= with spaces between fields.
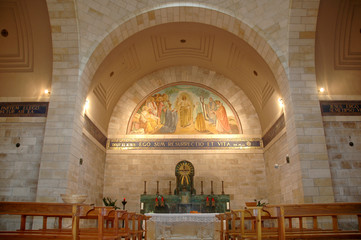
xmin=254 ymin=199 xmax=268 ymax=207
xmin=103 ymin=197 xmax=120 ymax=209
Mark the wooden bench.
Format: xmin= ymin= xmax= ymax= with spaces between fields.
xmin=217 ymin=207 xmax=279 ymax=240
xmin=220 ymin=203 xmax=361 ymax=240
xmin=0 ymin=202 xmax=145 ymax=240
xmin=267 ymin=203 xmax=361 ymax=239
xmin=0 ymin=201 xmax=94 ymax=239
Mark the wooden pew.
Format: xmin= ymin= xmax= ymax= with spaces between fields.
xmin=224 ymin=203 xmax=361 ymax=240
xmin=265 ymin=203 xmax=361 ymax=239
xmin=0 ymin=201 xmax=94 ymax=240
xmin=0 ymin=202 xmax=138 ymax=240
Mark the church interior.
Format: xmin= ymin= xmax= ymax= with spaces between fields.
xmin=0 ymin=0 xmax=360 ymax=238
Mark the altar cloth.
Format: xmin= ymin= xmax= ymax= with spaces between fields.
xmin=146 ymin=213 xmax=220 ymax=240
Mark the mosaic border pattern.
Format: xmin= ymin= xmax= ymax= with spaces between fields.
xmin=84 ymin=115 xmax=107 ymax=148
xmin=262 ymin=114 xmax=285 ymax=147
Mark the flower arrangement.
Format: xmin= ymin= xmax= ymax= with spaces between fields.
xmin=254 ymin=199 xmax=268 ymax=207
xmin=103 ymin=197 xmax=120 ymax=209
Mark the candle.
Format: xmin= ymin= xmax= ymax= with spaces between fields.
xmin=141 ymin=202 xmax=144 ymax=210
xmin=124 ymin=198 xmax=126 ymax=201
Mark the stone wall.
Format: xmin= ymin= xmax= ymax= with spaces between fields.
xmin=324 ymin=121 xmax=361 ymax=202
xmin=103 ymin=151 xmax=266 ymax=212
xmin=263 ymin=131 xmax=303 ymax=204
xmin=79 ymin=133 xmax=106 ymax=206
xmin=0 ymin=119 xmax=45 ymax=202
xmin=0 ymin=118 xmax=45 ymax=230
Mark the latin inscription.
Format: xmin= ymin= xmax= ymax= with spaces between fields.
xmin=320 ymin=101 xmax=361 ymax=116
xmin=0 ymin=102 xmax=48 ymax=117
xmin=107 ymin=138 xmax=262 ymax=150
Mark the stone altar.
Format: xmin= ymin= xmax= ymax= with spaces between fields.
xmin=146 ymin=213 xmax=220 ymax=240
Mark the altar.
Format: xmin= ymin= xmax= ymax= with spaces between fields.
xmin=146 ymin=213 xmax=220 ymax=240
xmin=140 ymin=161 xmax=230 ymax=214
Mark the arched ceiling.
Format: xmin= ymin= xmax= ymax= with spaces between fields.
xmin=0 ymin=0 xmax=52 ymax=99
xmin=316 ymin=0 xmax=361 ymax=97
xmin=1 ymin=0 xmax=361 ymax=132
xmin=87 ymin=22 xmax=281 ymax=131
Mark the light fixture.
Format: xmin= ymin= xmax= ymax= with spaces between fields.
xmin=278 ymin=98 xmax=284 ymax=107
xmin=275 ymin=154 xmax=290 ymax=169
xmin=319 ymin=87 xmax=325 ymax=93
xmin=44 ymin=89 xmax=50 ymax=95
xmin=85 ymin=99 xmax=90 ymax=110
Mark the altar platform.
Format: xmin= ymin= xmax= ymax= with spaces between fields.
xmin=146 ymin=213 xmax=220 ymax=240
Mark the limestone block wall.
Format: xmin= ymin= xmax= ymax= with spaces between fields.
xmin=263 ymin=132 xmax=303 ymax=204
xmin=0 ymin=118 xmax=45 ymax=230
xmin=0 ymin=119 xmax=45 ymax=202
xmin=103 ymin=151 xmax=267 ymax=213
xmin=79 ymin=134 xmax=106 ymax=206
xmin=323 ymin=121 xmax=361 ymax=202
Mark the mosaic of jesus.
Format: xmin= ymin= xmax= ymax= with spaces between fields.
xmin=128 ymin=83 xmax=242 ymax=135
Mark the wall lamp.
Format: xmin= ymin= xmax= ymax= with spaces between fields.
xmin=274 ymin=155 xmax=290 ymax=169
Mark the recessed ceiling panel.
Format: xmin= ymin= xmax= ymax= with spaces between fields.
xmin=334 ymin=0 xmax=361 ymax=70
xmin=0 ymin=0 xmax=33 ymax=72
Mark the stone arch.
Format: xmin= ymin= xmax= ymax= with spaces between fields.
xmin=80 ymin=6 xmax=290 ymax=130
xmin=108 ymin=66 xmax=261 ymax=137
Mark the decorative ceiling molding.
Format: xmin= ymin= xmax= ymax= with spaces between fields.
xmin=227 ymin=43 xmax=264 ymax=109
xmin=151 ymin=34 xmax=214 ymax=62
xmin=93 ymin=82 xmax=107 ymax=109
xmin=262 ymin=82 xmax=275 ymax=109
xmin=0 ymin=0 xmax=34 ymax=72
xmin=334 ymin=0 xmax=361 ymax=70
xmin=117 ymin=44 xmax=141 ymax=75
xmin=93 ymin=45 xmax=140 ymax=109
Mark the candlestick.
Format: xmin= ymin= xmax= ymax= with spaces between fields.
xmin=211 ymin=181 xmax=214 ymax=195
xmin=169 ymin=181 xmax=172 ymax=195
xmin=156 ymin=181 xmax=159 ymax=195
xmin=222 ymin=181 xmax=224 ymax=195
xmin=144 ymin=181 xmax=147 ymax=195
xmin=201 ymin=181 xmax=204 ymax=195
xmin=122 ymin=198 xmax=127 ymax=210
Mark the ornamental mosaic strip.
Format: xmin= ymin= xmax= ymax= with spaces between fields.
xmin=107 ymin=138 xmax=262 ymax=150
xmin=320 ymin=101 xmax=361 ymax=116
xmin=84 ymin=115 xmax=107 ymax=148
xmin=262 ymin=113 xmax=285 ymax=147
xmin=0 ymin=102 xmax=48 ymax=117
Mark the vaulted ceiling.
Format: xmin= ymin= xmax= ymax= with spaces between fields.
xmin=88 ymin=22 xmax=279 ymax=121
xmin=1 ymin=0 xmax=360 ymax=131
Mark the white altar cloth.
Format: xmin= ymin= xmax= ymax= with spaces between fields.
xmin=146 ymin=213 xmax=220 ymax=240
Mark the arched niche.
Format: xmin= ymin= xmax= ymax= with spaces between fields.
xmin=127 ymin=82 xmax=243 ymax=135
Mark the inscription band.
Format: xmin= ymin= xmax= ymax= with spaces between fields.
xmin=107 ymin=138 xmax=262 ymax=150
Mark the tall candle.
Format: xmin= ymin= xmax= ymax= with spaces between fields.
xmin=156 ymin=181 xmax=159 ymax=195
xmin=169 ymin=181 xmax=172 ymax=195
